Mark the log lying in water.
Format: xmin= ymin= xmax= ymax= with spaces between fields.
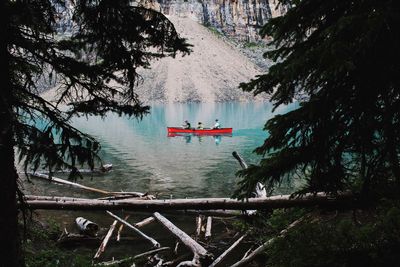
xmin=24 ymin=195 xmax=89 ymax=202
xmin=28 ymin=172 xmax=145 ymax=196
xmin=23 ymin=192 xmax=354 ymax=211
xmin=36 ymin=164 xmax=113 ymax=174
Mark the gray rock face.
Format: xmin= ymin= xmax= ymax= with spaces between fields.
xmin=139 ymin=0 xmax=287 ymax=42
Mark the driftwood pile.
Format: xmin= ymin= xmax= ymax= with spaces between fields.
xmin=57 ymin=210 xmax=279 ymax=266
xmin=23 ymin=153 xmax=355 ymax=266
xmin=53 ymin=209 xmax=306 ymax=267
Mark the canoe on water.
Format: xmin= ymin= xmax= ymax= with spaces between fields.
xmin=167 ymin=127 xmax=233 ymax=134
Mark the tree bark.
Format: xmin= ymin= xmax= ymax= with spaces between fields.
xmin=153 ymin=212 xmax=213 ymax=265
xmin=94 ymin=247 xmax=170 ymax=266
xmin=0 ymin=122 xmax=20 ymax=267
xmin=29 ymin=172 xmax=144 ymax=196
xmin=205 ymin=217 xmax=212 ymax=239
xmin=209 ymin=234 xmax=246 ymax=267
xmin=0 ymin=2 xmax=21 ymax=264
xmin=117 ymin=215 xmax=130 ymax=241
xmin=94 ymin=220 xmax=118 ymax=259
xmin=195 ymin=216 xmax=203 ymax=239
xmin=233 ymin=151 xmax=266 ymax=198
xmin=24 ymin=195 xmax=88 ymax=201
xmin=133 ymin=216 xmax=155 ymax=228
xmin=106 ymin=211 xmax=160 ymax=248
xmin=23 ymin=192 xmax=354 ymax=211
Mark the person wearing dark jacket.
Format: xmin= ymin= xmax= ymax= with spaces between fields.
xmin=183 ymin=120 xmax=191 ymax=129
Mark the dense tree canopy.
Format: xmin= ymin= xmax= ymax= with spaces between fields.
xmin=1 ymin=0 xmax=189 ymax=265
xmin=235 ymin=0 xmax=400 ymax=198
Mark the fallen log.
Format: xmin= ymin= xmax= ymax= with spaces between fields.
xmin=230 ymin=217 xmax=304 ymax=267
xmin=97 ymin=195 xmax=141 ymax=201
xmin=134 ymin=217 xmax=155 ymax=228
xmin=205 ymin=217 xmax=212 ymax=239
xmin=195 ymin=216 xmax=202 ymax=239
xmin=164 ymin=253 xmax=192 ymax=266
xmin=166 ymin=209 xmax=243 ymax=217
xmin=36 ymin=164 xmax=113 ymax=174
xmin=75 ymin=217 xmax=99 ymax=236
xmin=94 ymin=247 xmax=170 ymax=266
xmin=29 ymin=172 xmax=144 ymax=196
xmin=24 ymin=195 xmax=89 ymax=202
xmin=57 ymin=233 xmax=141 ymax=245
xmin=22 ymin=197 xmax=244 ymax=216
xmin=23 ymin=192 xmax=355 ymax=211
xmin=57 ymin=233 xmax=102 ymax=245
xmin=208 ymin=234 xmax=246 ymax=267
xmin=241 ymin=247 xmax=253 ymax=260
xmin=232 ymin=151 xmax=266 ymax=199
xmin=94 ymin=219 xmax=118 ymax=259
xmin=177 ymin=259 xmax=201 ymax=267
xmin=174 ymin=241 xmax=180 ymax=254
xmin=153 ymin=212 xmax=213 ymax=265
xmin=116 ymin=215 xmax=130 ymax=241
xmin=106 ymin=211 xmax=160 ymax=248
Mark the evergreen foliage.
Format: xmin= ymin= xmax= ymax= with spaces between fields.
xmin=265 ymin=203 xmax=400 ymax=267
xmin=1 ymin=0 xmax=189 ymax=265
xmin=8 ymin=0 xmax=189 ymax=174
xmin=235 ymin=0 xmax=400 ymax=198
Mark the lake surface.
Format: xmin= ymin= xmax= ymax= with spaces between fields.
xmin=23 ymin=101 xmax=300 ymax=262
xmin=57 ymin=101 xmax=298 ymax=199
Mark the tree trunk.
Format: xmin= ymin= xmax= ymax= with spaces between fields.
xmin=106 ymin=211 xmax=160 ymax=248
xmin=23 ymin=192 xmax=355 ymax=211
xmin=153 ymin=212 xmax=213 ymax=265
xmin=209 ymin=234 xmax=246 ymax=267
xmin=0 ymin=128 xmax=20 ymax=267
xmin=0 ymin=2 xmax=21 ymax=265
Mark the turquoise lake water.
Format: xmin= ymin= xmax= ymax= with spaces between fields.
xmin=24 ymin=101 xmax=299 ymax=199
xmin=58 ymin=101 xmax=299 ymax=199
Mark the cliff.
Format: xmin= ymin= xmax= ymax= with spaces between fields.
xmin=139 ymin=0 xmax=287 ymax=42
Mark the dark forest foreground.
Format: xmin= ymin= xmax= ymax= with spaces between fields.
xmin=23 ymin=199 xmax=400 ymax=267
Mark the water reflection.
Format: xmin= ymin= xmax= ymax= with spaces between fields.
xmin=214 ymin=135 xmax=221 ymax=145
xmin=167 ymin=133 xmax=230 ymax=145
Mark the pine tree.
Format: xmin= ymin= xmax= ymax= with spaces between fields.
xmin=0 ymin=0 xmax=189 ymax=265
xmin=235 ymin=0 xmax=400 ymax=198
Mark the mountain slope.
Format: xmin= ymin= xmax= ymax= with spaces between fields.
xmin=135 ymin=15 xmax=265 ymax=103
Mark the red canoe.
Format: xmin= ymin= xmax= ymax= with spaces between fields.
xmin=167 ymin=127 xmax=232 ymax=134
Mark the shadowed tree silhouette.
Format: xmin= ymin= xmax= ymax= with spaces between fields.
xmin=1 ymin=0 xmax=190 ymax=265
xmin=235 ymin=0 xmax=400 ymax=199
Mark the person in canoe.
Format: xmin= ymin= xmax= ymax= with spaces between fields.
xmin=183 ymin=120 xmax=191 ymax=129
xmin=197 ymin=122 xmax=204 ymax=129
xmin=213 ymin=119 xmax=221 ymax=129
